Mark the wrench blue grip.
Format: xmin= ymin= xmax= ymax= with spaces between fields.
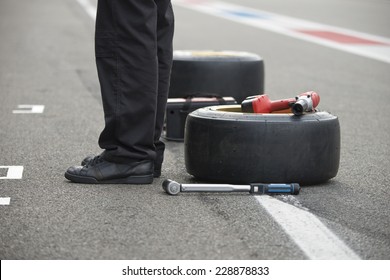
xmin=250 ymin=183 xmax=300 ymax=195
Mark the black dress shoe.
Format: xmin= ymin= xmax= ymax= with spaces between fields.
xmin=81 ymin=155 xmax=162 ymax=178
xmin=65 ymin=156 xmax=154 ymax=184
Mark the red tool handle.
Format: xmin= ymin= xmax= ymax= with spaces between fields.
xmin=242 ymin=94 xmax=295 ymax=113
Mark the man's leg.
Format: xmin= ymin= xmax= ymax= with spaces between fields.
xmin=65 ymin=0 xmax=162 ymax=184
xmin=96 ymin=0 xmax=159 ymax=164
xmin=154 ymin=0 xmax=174 ymax=176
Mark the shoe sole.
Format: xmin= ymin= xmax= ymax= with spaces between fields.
xmin=64 ymin=172 xmax=153 ymax=184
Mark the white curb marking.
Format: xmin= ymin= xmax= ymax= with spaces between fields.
xmin=172 ymin=0 xmax=390 ymax=64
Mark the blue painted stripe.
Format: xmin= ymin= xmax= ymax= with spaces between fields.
xmin=221 ymin=9 xmax=269 ymax=20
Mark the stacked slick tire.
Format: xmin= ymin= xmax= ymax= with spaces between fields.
xmin=169 ymin=51 xmax=264 ymax=103
xmin=184 ymin=106 xmax=340 ymax=185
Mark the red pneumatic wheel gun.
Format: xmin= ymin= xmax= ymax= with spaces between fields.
xmin=241 ymin=91 xmax=320 ymax=116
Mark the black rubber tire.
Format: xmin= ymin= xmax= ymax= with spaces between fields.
xmin=185 ymin=106 xmax=340 ymax=185
xmin=169 ymin=51 xmax=264 ymax=103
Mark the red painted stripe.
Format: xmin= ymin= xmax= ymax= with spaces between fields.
xmin=296 ymin=30 xmax=387 ymax=45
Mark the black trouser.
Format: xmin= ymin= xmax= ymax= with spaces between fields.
xmin=95 ymin=0 xmax=174 ymax=165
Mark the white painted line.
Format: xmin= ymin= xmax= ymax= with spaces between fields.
xmin=0 ymin=166 xmax=24 ymax=179
xmin=13 ymin=105 xmax=45 ymax=114
xmin=76 ymin=0 xmax=97 ymax=19
xmin=173 ymin=0 xmax=390 ymax=64
xmin=0 ymin=197 xmax=11 ymax=205
xmin=256 ymin=195 xmax=360 ymax=260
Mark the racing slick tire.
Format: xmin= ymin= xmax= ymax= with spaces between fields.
xmin=169 ymin=50 xmax=264 ymax=103
xmin=184 ymin=105 xmax=340 ymax=185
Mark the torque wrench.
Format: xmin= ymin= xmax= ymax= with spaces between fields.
xmin=162 ymin=179 xmax=300 ymax=196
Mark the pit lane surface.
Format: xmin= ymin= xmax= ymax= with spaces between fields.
xmin=0 ymin=0 xmax=389 ymax=259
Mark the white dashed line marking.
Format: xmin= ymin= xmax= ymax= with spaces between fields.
xmin=0 ymin=166 xmax=24 ymax=179
xmin=13 ymin=105 xmax=45 ymax=114
xmin=0 ymin=197 xmax=11 ymax=205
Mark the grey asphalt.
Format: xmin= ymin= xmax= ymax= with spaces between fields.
xmin=0 ymin=0 xmax=389 ymax=260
